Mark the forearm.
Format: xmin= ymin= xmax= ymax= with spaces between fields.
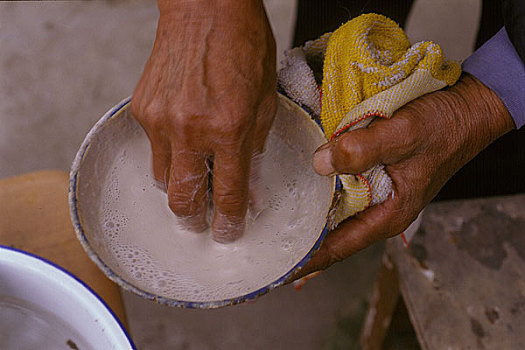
xmin=158 ymin=0 xmax=267 ymax=24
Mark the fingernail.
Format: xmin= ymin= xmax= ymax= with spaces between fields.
xmin=292 ymin=271 xmax=322 ymax=291
xmin=313 ymin=146 xmax=336 ymax=176
xmin=178 ymin=214 xmax=209 ymax=233
xmin=212 ymin=213 xmax=245 ymax=243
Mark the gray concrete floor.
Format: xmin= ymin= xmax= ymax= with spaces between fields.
xmin=0 ymin=0 xmax=480 ymax=348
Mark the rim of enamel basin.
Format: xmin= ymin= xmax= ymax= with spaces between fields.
xmin=69 ymin=93 xmax=339 ymax=309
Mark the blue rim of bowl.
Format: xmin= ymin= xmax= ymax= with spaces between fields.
xmin=69 ymin=94 xmax=340 ymax=309
xmin=0 ymin=244 xmax=136 ymax=349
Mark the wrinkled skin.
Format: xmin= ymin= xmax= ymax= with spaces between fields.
xmin=133 ymin=2 xmax=514 ymax=277
xmin=131 ymin=0 xmax=277 ymax=243
xmin=296 ymin=74 xmax=514 ymax=278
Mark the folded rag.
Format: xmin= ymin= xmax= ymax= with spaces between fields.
xmin=278 ymin=13 xmax=461 ymax=226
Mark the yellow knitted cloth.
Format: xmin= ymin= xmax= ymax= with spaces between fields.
xmin=278 ymin=13 xmax=461 ymax=225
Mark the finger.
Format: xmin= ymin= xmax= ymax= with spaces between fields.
xmin=211 ymin=147 xmax=251 ymax=243
xmin=167 ymin=148 xmax=209 ymax=232
xmin=312 ymin=116 xmax=417 ymax=176
xmin=130 ymin=101 xmax=171 ymax=189
xmin=248 ymin=92 xmax=277 ymax=219
xmin=248 ymin=150 xmax=265 ymax=219
xmin=294 ymin=197 xmax=413 ymax=279
xmin=149 ymin=136 xmax=171 ymax=191
xmin=252 ymin=91 xmax=277 ymax=153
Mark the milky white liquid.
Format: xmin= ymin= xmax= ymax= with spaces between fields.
xmin=77 ymin=97 xmax=333 ymax=304
xmin=0 ymin=296 xmax=92 ymax=350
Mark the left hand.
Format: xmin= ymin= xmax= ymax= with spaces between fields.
xmin=295 ymin=74 xmax=514 ymax=279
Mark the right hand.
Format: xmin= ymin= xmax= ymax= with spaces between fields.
xmin=131 ymin=0 xmax=277 ymax=243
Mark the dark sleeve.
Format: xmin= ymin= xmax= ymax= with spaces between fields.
xmin=503 ymin=0 xmax=525 ymax=62
xmin=462 ymin=28 xmax=525 ymax=129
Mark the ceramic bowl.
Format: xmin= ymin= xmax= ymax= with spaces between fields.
xmin=69 ymin=94 xmax=336 ymax=308
xmin=0 ymin=245 xmax=135 ymax=349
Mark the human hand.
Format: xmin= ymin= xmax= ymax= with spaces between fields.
xmin=131 ymin=0 xmax=277 ymax=242
xmin=297 ymin=74 xmax=514 ymax=278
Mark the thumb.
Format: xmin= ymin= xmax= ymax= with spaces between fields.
xmin=312 ymin=117 xmax=416 ymax=175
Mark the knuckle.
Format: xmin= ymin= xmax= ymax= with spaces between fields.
xmin=168 ymin=110 xmax=191 ymax=129
xmin=133 ymin=100 xmax=167 ymax=132
xmin=333 ymin=135 xmax=368 ymax=173
xmin=395 ymin=115 xmax=414 ymax=132
xmin=214 ymin=190 xmax=247 ymax=216
xmin=165 ymin=109 xmax=200 ymax=138
xmin=143 ymin=103 xmax=165 ymax=123
xmin=393 ymin=116 xmax=417 ymax=142
xmin=212 ymin=117 xmax=248 ymax=138
xmin=212 ymin=103 xmax=254 ymax=133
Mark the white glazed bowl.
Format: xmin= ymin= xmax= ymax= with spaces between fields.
xmin=0 ymin=246 xmax=134 ymax=349
xmin=70 ymin=94 xmax=336 ymax=308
